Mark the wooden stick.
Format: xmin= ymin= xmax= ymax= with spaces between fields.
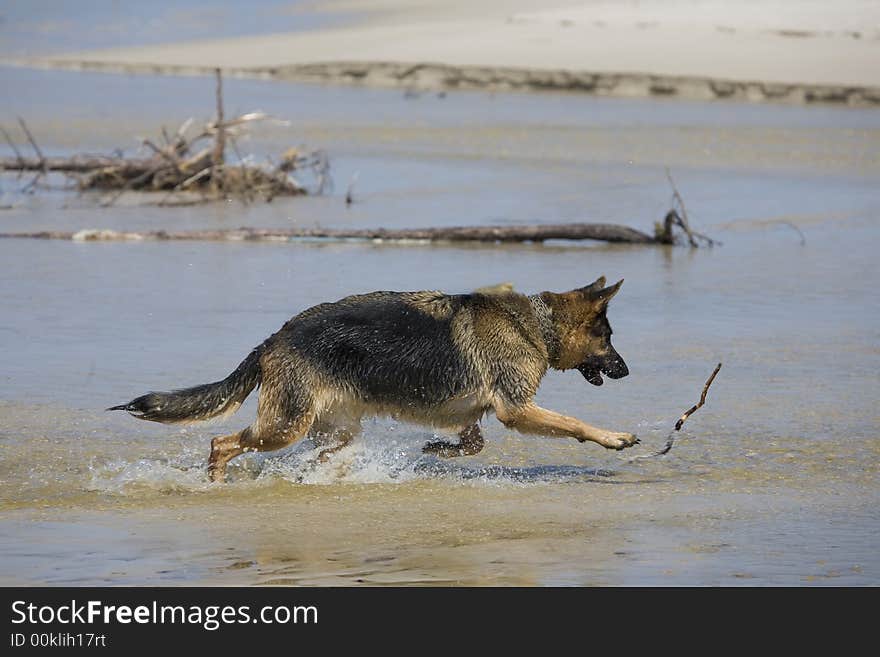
xmin=178 ymin=166 xmax=213 ymax=189
xmin=1 ymin=155 xmax=156 ymax=173
xmin=227 ymin=135 xmax=253 ymax=202
xmin=99 ymin=162 xmax=169 ymax=207
xmin=17 ymin=117 xmax=45 ymax=165
xmin=142 ymin=139 xmax=182 ymax=173
xmin=663 ymin=168 xmax=718 ymax=247
xmin=211 ymin=68 xmax=225 ymax=194
xmin=0 ymin=126 xmax=25 ymax=171
xmin=674 ymin=362 xmax=722 ymax=431
xmin=17 ymin=117 xmax=48 ymax=192
xmin=665 ymin=167 xmax=696 ymax=247
xmin=176 ymin=117 xmax=193 ymax=140
xmin=627 ymin=362 xmax=722 ymax=461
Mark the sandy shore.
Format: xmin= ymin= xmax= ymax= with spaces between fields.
xmin=11 ymin=0 xmax=880 ymax=104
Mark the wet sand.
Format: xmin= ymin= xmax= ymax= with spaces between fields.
xmin=1 ymin=68 xmax=879 ymax=585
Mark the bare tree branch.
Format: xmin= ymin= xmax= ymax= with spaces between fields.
xmin=211 ymin=67 xmax=226 ymax=195
xmin=627 ymin=362 xmax=722 ymax=462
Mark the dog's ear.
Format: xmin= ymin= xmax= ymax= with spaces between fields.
xmin=578 ymin=276 xmax=606 ymax=295
xmin=588 ymin=279 xmax=623 ymax=308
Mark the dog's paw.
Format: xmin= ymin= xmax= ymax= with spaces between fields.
xmin=596 ymin=432 xmax=639 ymax=450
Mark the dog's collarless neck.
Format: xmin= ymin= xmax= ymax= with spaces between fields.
xmin=528 ymin=294 xmax=560 ymax=364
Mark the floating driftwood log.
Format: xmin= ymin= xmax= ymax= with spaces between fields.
xmin=0 ymin=70 xmax=329 ymax=205
xmin=0 ymin=210 xmax=710 ymax=246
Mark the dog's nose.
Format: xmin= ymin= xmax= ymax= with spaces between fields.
xmin=604 ymin=358 xmax=629 ymax=379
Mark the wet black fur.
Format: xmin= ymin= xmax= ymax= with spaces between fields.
xmin=282 ymin=292 xmax=481 ymax=407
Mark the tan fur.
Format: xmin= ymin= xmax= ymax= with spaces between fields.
xmin=494 ymin=402 xmax=636 ymax=450
xmin=540 ymin=279 xmax=622 ymax=370
xmin=473 ymin=282 xmax=515 ymax=295
xmin=404 ymin=290 xmax=455 ymax=319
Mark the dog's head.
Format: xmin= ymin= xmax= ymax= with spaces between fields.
xmin=540 ymin=276 xmax=629 ymax=386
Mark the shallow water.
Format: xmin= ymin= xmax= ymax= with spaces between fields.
xmin=1 ymin=68 xmax=878 ymax=585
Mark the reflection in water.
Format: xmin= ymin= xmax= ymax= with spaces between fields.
xmin=414 ymin=461 xmax=618 ymax=482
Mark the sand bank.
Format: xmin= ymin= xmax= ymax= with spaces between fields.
xmin=11 ymin=0 xmax=880 ymax=105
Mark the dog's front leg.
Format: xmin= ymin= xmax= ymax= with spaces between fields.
xmin=495 ymin=402 xmax=638 ymax=450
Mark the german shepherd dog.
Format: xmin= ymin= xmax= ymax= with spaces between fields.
xmin=109 ymin=276 xmax=636 ymax=482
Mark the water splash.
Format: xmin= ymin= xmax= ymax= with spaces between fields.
xmin=256 ymin=430 xmax=619 ymax=486
xmin=86 ymin=444 xmax=215 ymax=494
xmin=83 ymin=424 xmax=625 ymax=494
xmin=257 ymin=432 xmax=422 ymax=485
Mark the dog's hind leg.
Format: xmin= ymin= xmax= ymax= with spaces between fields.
xmin=422 ymin=423 xmax=484 ymax=458
xmin=208 ymin=432 xmax=248 ymax=482
xmin=208 ymin=418 xmax=315 ymax=482
xmin=208 ymin=414 xmax=316 ymax=483
xmin=208 ymin=375 xmax=317 ymax=482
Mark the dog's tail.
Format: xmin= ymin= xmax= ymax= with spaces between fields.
xmin=107 ymin=346 xmax=263 ymax=424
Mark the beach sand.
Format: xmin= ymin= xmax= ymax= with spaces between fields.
xmin=15 ymin=0 xmax=880 ymax=105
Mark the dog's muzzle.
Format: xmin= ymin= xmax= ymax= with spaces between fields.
xmin=577 ymin=352 xmax=629 ymax=387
